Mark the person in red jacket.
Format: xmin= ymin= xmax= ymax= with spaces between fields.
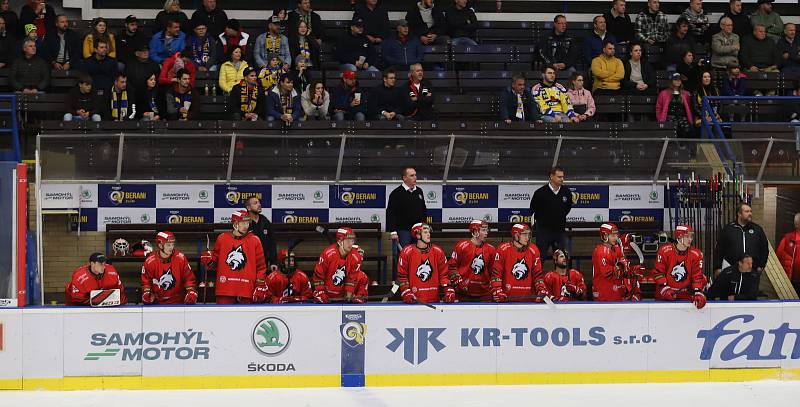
xmin=158 ymin=52 xmax=196 ymax=87
xmin=491 ymin=223 xmax=545 ymax=302
xmin=398 ymin=223 xmax=454 ymax=304
xmin=201 ymin=209 xmax=268 ymax=304
xmin=65 ymin=253 xmax=127 ymax=306
xmin=265 ymin=248 xmax=312 ymax=303
xmin=448 ymin=219 xmax=495 ymax=301
xmin=653 ymin=225 xmax=707 ymax=308
xmin=542 ymin=249 xmax=586 ymax=302
xmin=313 ymin=227 xmax=362 ymax=303
xmin=349 ymin=245 xmax=370 ymax=303
xmin=592 ymin=223 xmax=640 ymax=302
xmin=141 ymin=231 xmax=198 ymax=305
xmin=777 ymin=213 xmax=800 ymax=294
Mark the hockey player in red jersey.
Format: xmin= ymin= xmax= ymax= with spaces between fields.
xmin=592 ymin=223 xmax=640 ymax=302
xmin=201 ymin=210 xmax=268 ymax=304
xmin=141 ymin=231 xmax=198 ymax=304
xmin=398 ymin=223 xmax=454 ymax=304
xmin=491 ymin=223 xmax=545 ymax=302
xmin=265 ymin=248 xmax=312 ymax=303
xmin=349 ymin=245 xmax=370 ymax=303
xmin=65 ymin=253 xmax=127 ymax=305
xmin=313 ymin=227 xmax=362 ymax=303
xmin=448 ymin=219 xmax=495 ymax=301
xmin=654 ymin=225 xmax=707 ymax=309
xmin=542 ymin=249 xmax=586 ymax=302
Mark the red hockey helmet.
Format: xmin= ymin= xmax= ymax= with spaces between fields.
xmin=600 ymin=223 xmax=619 ymax=239
xmin=155 ymin=231 xmax=175 ymax=246
xmin=278 ymin=249 xmax=289 ymax=264
xmin=468 ymin=219 xmax=488 ymax=234
xmin=231 ymin=210 xmax=249 ymax=223
xmin=511 ymin=223 xmax=530 ymax=236
xmin=336 ymin=227 xmax=356 ymax=240
xmin=674 ymin=225 xmax=694 ymax=239
xmin=552 ymin=248 xmax=569 ymax=262
xmin=411 ymin=222 xmax=431 ymax=237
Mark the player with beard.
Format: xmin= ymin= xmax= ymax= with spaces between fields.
xmin=245 ymin=196 xmax=278 ymax=271
xmin=265 ymin=248 xmax=312 ymax=303
xmin=313 ymin=227 xmax=363 ymax=303
xmin=201 ymin=209 xmax=268 ymax=304
xmin=592 ymin=223 xmax=640 ymax=301
xmin=542 ymin=249 xmax=586 ymax=302
xmin=448 ymin=219 xmax=495 ymax=301
xmin=654 ymin=225 xmax=707 ymax=308
xmin=398 ymin=223 xmax=454 ymax=304
xmin=141 ymin=231 xmax=198 ymax=304
xmin=491 ymin=223 xmax=545 ymax=302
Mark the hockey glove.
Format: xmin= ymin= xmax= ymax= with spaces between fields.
xmin=184 ymin=290 xmax=198 ymax=305
xmin=401 ymin=288 xmax=417 ymax=304
xmin=491 ymin=287 xmax=507 ymax=303
xmin=313 ymin=290 xmax=329 ymax=304
xmin=693 ymin=291 xmax=707 ymax=309
xmin=442 ymin=286 xmax=456 ymax=303
xmin=659 ymin=285 xmax=677 ymax=300
xmin=351 ymin=297 xmax=366 ymax=304
xmin=252 ymin=286 xmax=270 ymax=303
xmin=142 ymin=290 xmax=155 ymax=304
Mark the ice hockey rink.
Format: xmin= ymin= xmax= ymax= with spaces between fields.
xmin=3 ymin=381 xmax=800 ymax=407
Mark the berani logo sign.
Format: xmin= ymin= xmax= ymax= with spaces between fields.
xmin=85 ymin=330 xmax=210 ymax=361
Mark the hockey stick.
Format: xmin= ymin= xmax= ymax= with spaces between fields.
xmin=629 ymin=241 xmax=645 ymax=265
xmin=315 ymin=225 xmax=334 ymax=244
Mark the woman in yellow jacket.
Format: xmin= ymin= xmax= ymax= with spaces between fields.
xmin=218 ymin=46 xmax=249 ymax=94
xmin=591 ymin=40 xmax=624 ymax=95
xmin=82 ymin=17 xmax=116 ymax=59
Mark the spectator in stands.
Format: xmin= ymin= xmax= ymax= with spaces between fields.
xmin=219 ymin=46 xmax=249 ymax=94
xmin=446 ymin=0 xmax=478 ymax=47
xmin=10 ymin=38 xmax=48 ymax=93
xmin=404 ymin=63 xmax=436 ymax=121
xmin=64 ymin=76 xmax=101 ymax=122
xmin=708 ymin=254 xmax=760 ymax=301
xmin=681 ymin=0 xmax=709 ymax=44
xmin=289 ymin=20 xmax=320 ymax=69
xmin=676 ymin=50 xmax=707 ymax=92
xmin=258 ymin=53 xmax=286 ymax=91
xmin=720 ymin=0 xmax=750 ymax=38
xmin=83 ymin=17 xmax=116 ymax=60
xmin=604 ymin=0 xmax=634 ymax=44
xmin=139 ymin=73 xmax=165 ymax=121
xmin=99 ymin=73 xmax=136 ymax=121
xmin=499 ymin=72 xmax=539 ymax=123
xmin=722 ymin=62 xmax=747 ymax=96
xmin=42 ymin=14 xmax=80 ymax=72
xmin=591 ymin=40 xmax=624 ymax=95
xmin=266 ymin=73 xmax=302 ymax=124
xmin=386 ymin=166 xmax=427 ymax=253
xmin=406 ymin=0 xmax=449 ymax=46
xmin=656 ymin=73 xmax=694 ymax=138
xmin=538 ymin=15 xmax=577 ymax=74
xmin=355 ymin=0 xmax=390 ymax=46
xmin=623 ymin=43 xmax=656 ymax=95
xmin=0 ymin=16 xmax=14 ymax=68
xmin=785 ymin=82 xmax=800 ymax=122
xmin=778 ymin=23 xmax=800 ymax=74
xmin=289 ymin=56 xmax=310 ymax=94
xmin=529 ymin=166 xmax=572 ymax=256
xmin=84 ymin=39 xmax=118 ymax=95
xmin=149 ymin=19 xmax=186 ymax=64
xmin=228 ymin=66 xmax=265 ymax=121
xmin=19 ymin=0 xmax=53 ymax=40
xmin=165 ymin=68 xmax=196 ymax=121
xmin=740 ymin=25 xmax=780 ymax=73
xmin=116 ymin=15 xmax=147 ymax=69
xmin=713 ymin=202 xmax=769 ymax=278
xmin=371 ymin=68 xmax=405 ymax=121
xmin=567 ymin=72 xmax=596 ymax=122
xmin=255 ymin=16 xmax=291 ymax=70
xmin=337 ymin=17 xmax=379 ymax=72
xmin=750 ymin=0 xmax=783 ymax=43
xmin=0 ymin=0 xmax=18 ymax=40
xmin=159 ymin=52 xmax=196 ymax=88
xmin=382 ymin=19 xmax=424 ymax=70
xmin=217 ymin=19 xmax=249 ymax=59
xmin=711 ymin=17 xmax=740 ymax=69
xmin=272 ymin=8 xmax=290 ymax=37
xmin=287 ymin=0 xmax=325 ymax=46
xmin=634 ymin=0 xmax=669 ymax=50
xmin=776 ymin=213 xmax=800 ymax=293
xmin=583 ymin=15 xmax=616 ymax=68
xmin=186 ymin=20 xmax=219 ymax=72
xmin=154 ymin=0 xmax=189 ymax=35
xmin=665 ymin=17 xmax=697 ymax=69
xmin=191 ymin=0 xmax=228 ymax=38
xmin=125 ymin=44 xmax=160 ymax=97
xmin=20 ymin=23 xmax=42 ymax=56
xmin=301 ymin=79 xmax=330 ymax=120
xmin=692 ymin=70 xmax=721 ymax=127
xmin=331 ymin=69 xmax=367 ymax=121
xmin=532 ymin=65 xmax=577 ymax=122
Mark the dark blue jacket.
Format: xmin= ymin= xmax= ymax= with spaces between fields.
xmin=331 ymin=81 xmax=367 ymax=115
xmin=381 ymin=34 xmax=424 ymax=69
xmin=499 ymin=85 xmax=540 ymax=122
xmin=265 ymin=85 xmax=303 ymax=122
xmin=721 ymin=75 xmax=747 ymax=96
xmin=582 ymin=31 xmax=616 ymax=67
xmin=84 ymin=54 xmax=119 ymax=93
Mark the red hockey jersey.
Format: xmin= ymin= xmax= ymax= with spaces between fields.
xmin=398 ymin=244 xmax=449 ymax=303
xmin=351 ymin=270 xmax=369 ymax=302
xmin=211 ymin=231 xmax=267 ymax=298
xmin=448 ymin=240 xmax=496 ymax=298
xmin=592 ymin=243 xmax=633 ymax=301
xmin=542 ymin=269 xmax=587 ymax=301
xmin=141 ymin=250 xmax=197 ymax=304
xmin=265 ymin=269 xmax=313 ymax=303
xmin=313 ymin=244 xmax=361 ymax=298
xmin=65 ymin=264 xmax=127 ymax=305
xmin=654 ymin=243 xmax=706 ymax=300
xmin=491 ymin=242 xmax=543 ymax=302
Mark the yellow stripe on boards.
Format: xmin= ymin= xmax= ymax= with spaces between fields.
xmin=15 ymin=375 xmax=340 ymax=391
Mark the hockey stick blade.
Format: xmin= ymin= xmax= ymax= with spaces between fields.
xmin=629 ymin=241 xmax=645 ymax=265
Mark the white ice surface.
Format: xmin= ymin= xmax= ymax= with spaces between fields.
xmin=2 ymin=381 xmax=800 ymax=407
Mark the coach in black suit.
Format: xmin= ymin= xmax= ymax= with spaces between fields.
xmin=386 ymin=166 xmax=427 ymax=277
xmin=529 ymin=166 xmax=572 ymax=256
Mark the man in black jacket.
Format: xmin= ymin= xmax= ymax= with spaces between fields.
xmin=371 ymin=68 xmax=405 ymax=121
xmin=354 ymin=0 xmax=389 ymax=46
xmin=0 ymin=14 xmax=16 ymax=69
xmin=386 ymin=166 xmax=427 ymax=276
xmin=336 ymin=17 xmax=378 ymax=72
xmin=10 ymin=39 xmax=49 ymax=93
xmin=246 ymin=196 xmax=278 ymax=271
xmin=84 ymin=39 xmax=118 ymax=96
xmin=228 ymin=66 xmax=265 ymax=121
xmin=99 ymin=73 xmax=136 ymax=121
xmin=529 ymin=166 xmax=572 ymax=256
xmin=538 ymin=15 xmax=578 ymax=74
xmin=709 ymin=254 xmax=760 ymax=300
xmin=404 ymin=63 xmax=435 ymax=121
xmin=116 ymin=15 xmax=148 ymax=68
xmin=714 ymin=202 xmax=769 ymax=277
xmin=190 ymin=0 xmax=228 ymax=38
xmin=63 ymin=76 xmax=101 ymax=121
xmin=406 ymin=0 xmax=449 ymax=46
xmin=499 ymin=72 xmax=540 ymax=123
xmin=42 ymin=14 xmax=81 ymax=72
xmin=446 ymin=0 xmax=477 ymax=46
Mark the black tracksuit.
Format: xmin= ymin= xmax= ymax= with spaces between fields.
xmin=248 ymin=213 xmax=277 ymax=267
xmin=713 ymin=221 xmax=769 ymax=271
xmin=386 ymin=185 xmax=427 ymax=234
xmin=708 ymin=265 xmax=760 ymax=300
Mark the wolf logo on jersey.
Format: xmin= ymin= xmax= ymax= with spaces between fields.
xmin=511 ymin=258 xmax=529 ymax=280
xmin=155 ymin=269 xmax=175 ymax=290
xmin=471 ymin=254 xmax=485 ymax=275
xmin=671 ymin=261 xmax=687 ymax=282
xmin=332 ymin=265 xmax=346 ymax=286
xmin=416 ymin=259 xmax=432 ymax=282
xmin=226 ymin=246 xmax=247 ymax=271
